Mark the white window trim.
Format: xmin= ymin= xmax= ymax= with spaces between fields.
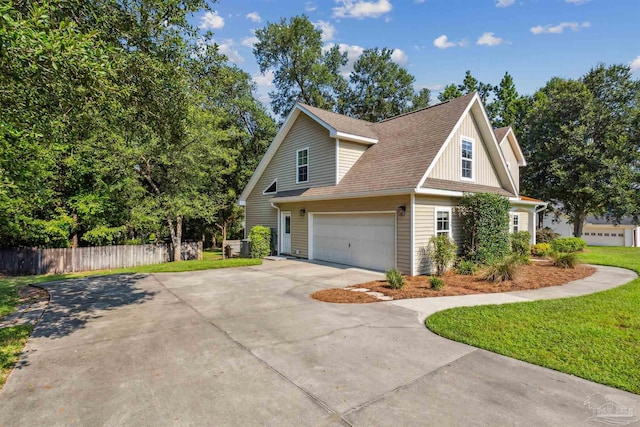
xmin=510 ymin=212 xmax=520 ymax=233
xmin=460 ymin=137 xmax=475 ymax=182
xmin=262 ymin=178 xmax=278 ymax=195
xmin=435 ymin=207 xmax=452 ymax=238
xmin=296 ymin=147 xmax=309 ymax=184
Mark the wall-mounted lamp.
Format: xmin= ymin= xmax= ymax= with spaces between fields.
xmin=397 ymin=205 xmax=406 ymax=216
xmin=299 ymin=208 xmax=306 ymax=216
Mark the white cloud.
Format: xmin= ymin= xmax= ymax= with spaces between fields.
xmin=305 ymin=2 xmax=317 ymax=12
xmin=314 ymin=20 xmax=337 ymax=42
xmin=477 ymin=32 xmax=505 ymax=46
xmin=630 ymin=56 xmax=640 ymax=72
xmin=496 ymin=0 xmax=515 ymax=7
xmin=200 ymin=11 xmax=225 ymax=30
xmin=253 ymin=70 xmax=274 ymax=87
xmin=241 ymin=36 xmax=259 ymax=48
xmin=565 ymin=0 xmax=590 ymax=4
xmin=218 ymin=40 xmax=244 ymax=64
xmin=433 ymin=35 xmax=466 ymax=49
xmin=333 ymin=0 xmax=392 ymax=19
xmin=391 ymin=48 xmax=408 ymax=65
xmin=530 ymin=21 xmax=590 ymax=34
xmin=245 ymin=12 xmax=261 ymax=23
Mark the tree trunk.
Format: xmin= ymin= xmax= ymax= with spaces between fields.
xmin=174 ymin=215 xmax=182 ymax=261
xmin=71 ymin=213 xmax=79 ymax=248
xmin=218 ymin=222 xmax=228 ymax=259
xmin=573 ymin=213 xmax=585 ymax=237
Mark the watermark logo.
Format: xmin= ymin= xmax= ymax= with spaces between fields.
xmin=584 ymin=393 xmax=639 ymax=426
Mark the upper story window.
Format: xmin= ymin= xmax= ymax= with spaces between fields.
xmin=297 ymin=148 xmax=309 ymax=183
xmin=436 ymin=208 xmax=451 ymax=237
xmin=263 ymin=179 xmax=277 ymax=195
xmin=461 ymin=139 xmax=473 ymax=180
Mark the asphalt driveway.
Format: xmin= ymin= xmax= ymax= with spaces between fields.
xmin=1 ymin=260 xmax=638 ymax=426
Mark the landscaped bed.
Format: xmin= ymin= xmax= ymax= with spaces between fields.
xmin=311 ymin=261 xmax=596 ymax=303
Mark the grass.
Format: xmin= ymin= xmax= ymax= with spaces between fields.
xmin=0 ymin=325 xmax=32 ymax=386
xmin=426 ymin=246 xmax=640 ymax=394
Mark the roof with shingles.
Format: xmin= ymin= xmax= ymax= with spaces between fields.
xmin=297 ymin=103 xmax=379 ymax=140
xmin=494 ymin=126 xmax=510 ymax=142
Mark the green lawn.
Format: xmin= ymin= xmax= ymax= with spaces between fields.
xmin=426 ymin=246 xmax=640 ymax=394
xmin=0 ymin=325 xmax=32 ymax=386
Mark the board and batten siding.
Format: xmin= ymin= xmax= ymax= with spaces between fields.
xmin=414 ymin=195 xmax=463 ymax=275
xmin=500 ymin=139 xmax=520 ymax=193
xmin=278 ymin=195 xmax=411 ymax=274
xmin=427 ymin=112 xmax=502 ymax=188
xmin=337 ymin=140 xmax=368 ymax=182
xmin=245 ymin=113 xmax=337 ymax=232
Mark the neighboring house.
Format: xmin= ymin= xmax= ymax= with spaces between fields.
xmin=542 ymin=212 xmax=639 ymax=247
xmin=239 ymin=92 xmax=546 ymax=275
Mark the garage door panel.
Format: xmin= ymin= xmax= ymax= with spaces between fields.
xmin=583 ymin=228 xmax=625 ymax=246
xmin=312 ymin=214 xmax=395 ymax=271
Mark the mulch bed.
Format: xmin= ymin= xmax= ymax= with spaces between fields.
xmin=311 ymin=261 xmax=596 ymax=303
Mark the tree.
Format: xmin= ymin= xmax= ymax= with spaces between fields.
xmin=254 ymin=15 xmax=347 ymax=118
xmin=520 ymin=65 xmax=640 ymax=236
xmin=413 ymin=88 xmax=432 ymax=110
xmin=487 ymin=72 xmax=519 ymax=127
xmin=458 ymin=70 xmax=493 ymax=104
xmin=341 ymin=48 xmax=419 ymax=122
xmin=438 ymin=84 xmax=463 ymax=102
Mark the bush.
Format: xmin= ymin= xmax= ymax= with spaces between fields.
xmin=248 ymin=225 xmax=271 ymax=258
xmin=536 ymin=227 xmax=559 ymax=244
xmin=531 ymin=243 xmax=552 ymax=257
xmin=482 ymin=254 xmax=522 ymax=282
xmin=550 ymin=252 xmax=580 ymax=269
xmin=386 ymin=269 xmax=404 ymax=289
xmin=457 ymin=193 xmax=511 ymax=265
xmin=430 ymin=276 xmax=445 ymax=290
xmin=510 ymin=231 xmax=531 ymax=256
xmin=427 ymin=235 xmax=458 ymax=276
xmin=551 ymin=237 xmax=587 ymax=253
xmin=455 ymin=259 xmax=478 ymax=275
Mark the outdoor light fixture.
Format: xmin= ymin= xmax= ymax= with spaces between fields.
xmin=398 ymin=205 xmax=406 ymax=216
xmin=299 ymin=208 xmax=306 ymax=216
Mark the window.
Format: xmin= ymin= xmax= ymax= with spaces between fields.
xmin=619 ymin=233 xmax=624 ymax=237
xmin=263 ymin=179 xmax=277 ymax=195
xmin=461 ymin=139 xmax=473 ymax=180
xmin=436 ymin=208 xmax=451 ymax=237
xmin=512 ymin=214 xmax=519 ymax=233
xmin=296 ymin=148 xmax=309 ymax=183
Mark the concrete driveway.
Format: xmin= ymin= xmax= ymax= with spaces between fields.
xmin=1 ymin=260 xmax=638 ymax=426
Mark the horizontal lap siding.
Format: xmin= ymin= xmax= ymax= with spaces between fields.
xmin=414 ymin=195 xmax=463 ymax=275
xmin=246 ymin=114 xmax=336 ymax=232
xmin=428 ymin=112 xmax=502 ymax=188
xmin=338 ymin=140 xmax=368 ymax=182
xmin=279 ymin=195 xmax=411 ymax=274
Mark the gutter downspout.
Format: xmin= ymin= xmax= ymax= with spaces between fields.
xmin=270 ymin=202 xmax=280 ymax=256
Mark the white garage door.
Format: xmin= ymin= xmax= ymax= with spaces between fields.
xmin=583 ymin=229 xmax=625 ymax=246
xmin=312 ymin=213 xmax=395 ymax=271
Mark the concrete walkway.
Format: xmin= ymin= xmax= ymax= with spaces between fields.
xmin=1 ymin=261 xmax=638 ymax=426
xmin=391 ymin=264 xmax=638 ymax=322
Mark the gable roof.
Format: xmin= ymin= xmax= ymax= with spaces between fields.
xmin=240 ymin=93 xmax=519 ymax=204
xmin=495 ymin=126 xmax=526 ymax=166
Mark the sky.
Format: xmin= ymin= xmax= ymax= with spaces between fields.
xmin=191 ymin=0 xmax=640 ymax=110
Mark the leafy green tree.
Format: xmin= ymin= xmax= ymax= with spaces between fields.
xmin=341 ymin=48 xmax=419 ymax=122
xmin=438 ymin=84 xmax=463 ymax=102
xmin=254 ymin=15 xmax=347 ymax=118
xmin=488 ymin=72 xmax=519 ymax=127
xmin=413 ymin=88 xmax=432 ymax=110
xmin=458 ymin=70 xmax=493 ymax=104
xmin=520 ymin=65 xmax=640 ymax=236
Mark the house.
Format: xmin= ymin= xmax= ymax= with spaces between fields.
xmin=239 ymin=92 xmax=546 ymax=275
xmin=542 ymin=212 xmax=639 ymax=247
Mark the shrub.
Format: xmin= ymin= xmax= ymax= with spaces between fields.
xmin=550 ymin=252 xmax=579 ymax=269
xmin=536 ymin=227 xmax=559 ymax=244
xmin=386 ymin=269 xmax=404 ymax=289
xmin=510 ymin=231 xmax=531 ymax=256
xmin=531 ymin=243 xmax=552 ymax=257
xmin=456 ymin=193 xmax=511 ymax=265
xmin=427 ymin=235 xmax=458 ymax=276
xmin=430 ymin=276 xmax=445 ymax=290
xmin=551 ymin=237 xmax=587 ymax=253
xmin=482 ymin=254 xmax=522 ymax=282
xmin=248 ymin=225 xmax=271 ymax=258
xmin=456 ymin=259 xmax=478 ymax=275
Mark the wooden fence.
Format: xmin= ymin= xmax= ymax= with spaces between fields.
xmin=0 ymin=242 xmax=202 ymax=276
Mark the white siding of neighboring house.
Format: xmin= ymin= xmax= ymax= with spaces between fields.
xmin=427 ymin=112 xmax=503 ymax=188
xmin=245 ymin=113 xmax=336 ymax=232
xmin=337 ymin=140 xmax=368 ymax=183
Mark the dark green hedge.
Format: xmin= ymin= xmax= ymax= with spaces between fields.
xmin=551 ymin=237 xmax=587 ymax=253
xmin=248 ymin=225 xmax=271 ymax=258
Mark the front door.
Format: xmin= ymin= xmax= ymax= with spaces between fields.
xmin=281 ymin=212 xmax=292 ymax=254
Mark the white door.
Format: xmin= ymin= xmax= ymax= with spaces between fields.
xmin=281 ymin=212 xmax=292 ymax=254
xmin=312 ymin=213 xmax=395 ymax=271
